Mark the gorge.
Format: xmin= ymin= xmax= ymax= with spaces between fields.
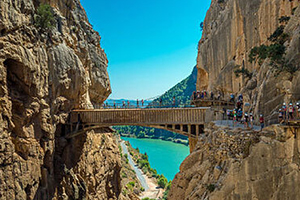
xmin=1 ymin=0 xmax=300 ymax=199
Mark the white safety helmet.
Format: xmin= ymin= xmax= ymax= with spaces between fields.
xmin=297 ymin=102 xmax=299 ymax=105
xmin=260 ymin=114 xmax=263 ymax=117
xmin=283 ymin=103 xmax=286 ymax=105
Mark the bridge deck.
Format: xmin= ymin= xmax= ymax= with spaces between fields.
xmin=68 ymin=107 xmax=209 ymax=138
xmin=71 ymin=107 xmax=208 ymax=125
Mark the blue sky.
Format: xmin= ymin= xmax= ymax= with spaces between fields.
xmin=81 ymin=0 xmax=211 ymax=100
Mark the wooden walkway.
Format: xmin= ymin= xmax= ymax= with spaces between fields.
xmin=67 ymin=107 xmax=209 ymax=138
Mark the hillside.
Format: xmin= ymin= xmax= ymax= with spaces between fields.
xmin=149 ymin=66 xmax=197 ymax=107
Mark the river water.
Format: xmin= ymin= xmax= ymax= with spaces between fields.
xmin=121 ymin=137 xmax=189 ymax=181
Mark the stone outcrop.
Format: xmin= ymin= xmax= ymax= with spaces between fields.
xmin=197 ymin=0 xmax=300 ymax=124
xmin=0 ymin=0 xmax=127 ymax=199
xmin=169 ymin=123 xmax=300 ymax=199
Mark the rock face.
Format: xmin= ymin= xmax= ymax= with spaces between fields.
xmin=0 ymin=0 xmax=126 ymax=199
xmin=169 ymin=123 xmax=300 ymax=199
xmin=197 ymin=0 xmax=300 ymax=124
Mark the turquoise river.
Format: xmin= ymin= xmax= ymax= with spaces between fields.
xmin=121 ymin=137 xmax=189 ymax=181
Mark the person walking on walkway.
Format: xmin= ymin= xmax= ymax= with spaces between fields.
xmin=141 ymin=99 xmax=144 ymax=107
xmin=288 ymin=103 xmax=294 ymax=120
xmin=172 ymin=96 xmax=176 ymax=107
xmin=136 ymin=99 xmax=139 ymax=108
xmin=127 ymin=100 xmax=130 ymax=108
xmin=278 ymin=109 xmax=284 ymax=123
xmin=244 ymin=113 xmax=249 ymax=128
xmin=250 ymin=113 xmax=254 ymax=129
xmin=296 ymin=102 xmax=300 ymax=119
xmin=159 ymin=98 xmax=162 ymax=107
xmin=259 ymin=114 xmax=264 ymax=131
xmin=282 ymin=103 xmax=287 ymax=121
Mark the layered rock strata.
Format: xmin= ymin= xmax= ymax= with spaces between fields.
xmin=197 ymin=0 xmax=300 ymax=124
xmin=0 ymin=0 xmax=126 ymax=199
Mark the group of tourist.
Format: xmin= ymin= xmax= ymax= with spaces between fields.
xmin=278 ymin=102 xmax=300 ymax=123
xmin=225 ymin=94 xmax=265 ymax=130
xmin=191 ymin=90 xmax=223 ymax=101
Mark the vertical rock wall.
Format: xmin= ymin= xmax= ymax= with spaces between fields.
xmin=197 ymin=0 xmax=300 ymax=123
xmin=0 ymin=0 xmax=125 ymax=199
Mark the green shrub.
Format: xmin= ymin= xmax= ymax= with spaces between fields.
xmin=128 ymin=181 xmax=135 ymax=187
xmin=207 ymin=184 xmax=215 ymax=192
xmin=234 ymin=65 xmax=252 ymax=79
xmin=140 ymin=187 xmax=145 ymax=192
xmin=158 ymin=175 xmax=168 ymax=188
xmin=279 ymin=16 xmax=290 ymax=23
xmin=249 ymin=45 xmax=268 ymax=64
xmin=268 ymin=25 xmax=284 ymax=42
xmin=34 ymin=3 xmax=55 ymax=32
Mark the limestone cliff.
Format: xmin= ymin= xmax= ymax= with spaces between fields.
xmin=0 ymin=0 xmax=125 ymax=199
xmin=197 ymin=0 xmax=300 ymax=124
xmin=168 ymin=1 xmax=300 ymax=199
xmin=169 ymin=123 xmax=300 ymax=199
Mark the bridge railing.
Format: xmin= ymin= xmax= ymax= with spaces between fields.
xmin=71 ymin=107 xmax=207 ymax=125
xmin=94 ymin=102 xmax=195 ymax=109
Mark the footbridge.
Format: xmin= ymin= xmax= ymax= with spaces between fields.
xmin=68 ymin=107 xmax=213 ymax=151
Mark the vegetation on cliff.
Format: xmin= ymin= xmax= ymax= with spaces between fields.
xmin=249 ymin=16 xmax=298 ymax=75
xmin=34 ymin=3 xmax=55 ymax=32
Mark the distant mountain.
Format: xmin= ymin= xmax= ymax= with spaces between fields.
xmin=104 ymin=99 xmax=152 ymax=108
xmin=115 ymin=66 xmax=197 ymax=143
xmin=149 ymin=66 xmax=197 ymax=107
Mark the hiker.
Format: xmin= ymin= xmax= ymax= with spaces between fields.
xmin=282 ymin=103 xmax=287 ymax=121
xmin=236 ymin=100 xmax=241 ymax=110
xmin=192 ymin=91 xmax=196 ymax=100
xmin=238 ymin=94 xmax=243 ymax=102
xmin=233 ymin=109 xmax=237 ymax=126
xmin=200 ymin=91 xmax=204 ymax=99
xmin=172 ymin=96 xmax=176 ymax=107
xmin=127 ymin=100 xmax=130 ymax=108
xmin=296 ymin=102 xmax=300 ymax=119
xmin=230 ymin=93 xmax=235 ymax=103
xmin=237 ymin=109 xmax=243 ymax=122
xmin=244 ymin=112 xmax=249 ymax=128
xmin=197 ymin=90 xmax=200 ymax=99
xmin=217 ymin=92 xmax=221 ymax=100
xmin=141 ymin=99 xmax=144 ymax=107
xmin=122 ymin=101 xmax=125 ymax=108
xmin=259 ymin=114 xmax=264 ymax=130
xmin=250 ymin=113 xmax=254 ymax=129
xmin=113 ymin=101 xmax=116 ymax=109
xmin=137 ymin=99 xmax=139 ymax=108
xmin=278 ymin=109 xmax=284 ymax=123
xmin=226 ymin=109 xmax=231 ymax=120
xmin=288 ymin=103 xmax=294 ymax=120
xmin=211 ymin=92 xmax=214 ymax=100
xmin=159 ymin=98 xmax=162 ymax=107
